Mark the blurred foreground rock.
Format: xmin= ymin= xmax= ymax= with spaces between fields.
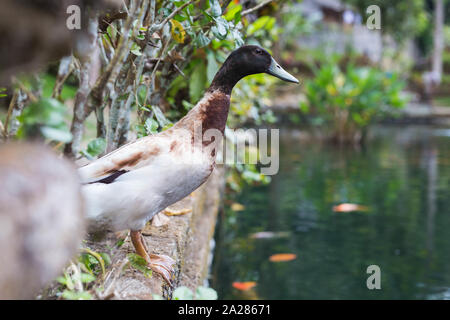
xmin=0 ymin=143 xmax=85 ymax=299
xmin=0 ymin=0 xmax=120 ymax=84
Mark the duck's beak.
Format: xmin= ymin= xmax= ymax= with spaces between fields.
xmin=267 ymin=57 xmax=299 ymax=84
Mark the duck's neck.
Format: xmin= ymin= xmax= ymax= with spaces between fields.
xmin=193 ymin=62 xmax=246 ymax=134
xmin=208 ymin=60 xmax=246 ymax=95
xmin=176 ymin=62 xmax=245 ymax=135
xmin=196 ymin=89 xmax=231 ymax=134
xmin=174 ymin=89 xmax=230 ymax=137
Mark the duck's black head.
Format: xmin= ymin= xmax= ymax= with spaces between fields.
xmin=208 ymin=45 xmax=299 ymax=94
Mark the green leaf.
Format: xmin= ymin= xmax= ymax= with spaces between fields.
xmin=212 ymin=17 xmax=229 ymax=40
xmin=62 ymin=290 xmax=92 ymax=300
xmin=173 ymin=286 xmax=194 ymax=300
xmin=17 ymin=97 xmax=71 ymax=141
xmin=209 ymin=0 xmax=222 ymax=17
xmin=195 ymin=286 xmax=218 ymax=300
xmin=195 ymin=32 xmax=211 ymax=48
xmin=86 ymin=138 xmax=106 ymax=157
xmin=127 ymin=253 xmax=152 ymax=278
xmin=189 ymin=63 xmax=207 ymax=102
xmin=232 ymin=29 xmax=244 ymax=47
xmin=19 ymin=98 xmax=66 ymax=125
xmin=161 ymin=123 xmax=173 ymax=131
xmin=224 ymin=4 xmax=242 ymax=22
xmin=58 ymin=272 xmax=74 ymax=290
xmin=172 ymin=1 xmax=185 ymax=7
xmin=99 ymin=252 xmax=111 ymax=266
xmin=80 ymin=273 xmax=96 ymax=283
xmin=201 ymin=9 xmax=214 ymax=21
xmin=152 ymin=106 xmax=172 ymax=127
xmin=145 ymin=117 xmax=159 ymax=134
xmin=116 ymin=238 xmax=125 ymax=248
xmin=131 ymin=42 xmax=142 ymax=56
xmin=79 ymin=253 xmax=95 ymax=274
xmin=81 ymin=248 xmax=106 ymax=276
xmin=206 ymin=50 xmax=219 ymax=83
xmin=182 ymin=100 xmax=195 ymax=111
xmin=247 ymin=16 xmax=275 ymax=35
xmin=56 ymin=276 xmax=67 ymax=286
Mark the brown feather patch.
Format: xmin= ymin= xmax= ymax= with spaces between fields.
xmin=113 ymin=151 xmax=145 ymax=168
xmin=198 ymin=91 xmax=230 ymax=135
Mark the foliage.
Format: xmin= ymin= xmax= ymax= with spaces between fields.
xmin=17 ymin=97 xmax=72 ymax=143
xmin=226 ymin=163 xmax=271 ymax=193
xmin=163 ymin=1 xmax=281 ymax=127
xmin=228 ymin=74 xmax=278 ymax=126
xmin=0 ymin=87 xmax=7 ymax=98
xmin=300 ymin=55 xmax=407 ymax=143
xmin=171 ymin=285 xmax=218 ymax=300
xmin=127 ymin=253 xmax=152 ymax=278
xmin=80 ymin=137 xmax=107 ymax=159
xmin=278 ymin=1 xmax=321 ymax=52
xmin=56 ymin=248 xmax=111 ymax=300
xmin=41 ymin=74 xmax=77 ymax=101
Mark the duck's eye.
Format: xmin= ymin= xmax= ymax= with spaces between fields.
xmin=255 ymin=49 xmax=263 ymax=55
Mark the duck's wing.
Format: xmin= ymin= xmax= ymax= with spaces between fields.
xmin=78 ymin=135 xmax=165 ymax=184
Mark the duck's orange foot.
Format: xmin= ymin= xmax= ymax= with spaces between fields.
xmin=148 ymin=253 xmax=176 ymax=285
xmin=130 ymin=230 xmax=176 ymax=285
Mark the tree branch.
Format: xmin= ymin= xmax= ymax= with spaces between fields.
xmin=64 ymin=15 xmax=99 ymax=158
xmin=241 ymin=0 xmax=273 ymax=16
xmin=52 ymin=56 xmax=73 ymax=99
xmin=153 ymin=0 xmax=197 ymax=31
xmin=91 ymin=0 xmax=139 ymax=105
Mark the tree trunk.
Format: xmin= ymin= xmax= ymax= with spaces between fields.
xmin=431 ymin=0 xmax=444 ymax=86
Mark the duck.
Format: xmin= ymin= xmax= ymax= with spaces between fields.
xmin=78 ymin=45 xmax=299 ymax=284
xmin=0 ymin=143 xmax=84 ymax=299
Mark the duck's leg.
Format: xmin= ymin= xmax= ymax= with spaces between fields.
xmin=130 ymin=230 xmax=176 ymax=284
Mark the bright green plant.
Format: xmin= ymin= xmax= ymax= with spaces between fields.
xmin=56 ymin=248 xmax=111 ymax=300
xmin=164 ymin=285 xmax=218 ymax=300
xmin=80 ymin=137 xmax=107 ymax=159
xmin=300 ymin=57 xmax=407 ymax=143
xmin=127 ymin=253 xmax=153 ymax=278
xmin=17 ymin=98 xmax=72 ymax=143
xmin=0 ymin=87 xmax=7 ymax=98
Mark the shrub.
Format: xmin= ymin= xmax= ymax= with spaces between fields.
xmin=300 ymin=59 xmax=407 ymax=143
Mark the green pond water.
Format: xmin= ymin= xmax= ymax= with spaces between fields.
xmin=211 ymin=125 xmax=450 ymax=299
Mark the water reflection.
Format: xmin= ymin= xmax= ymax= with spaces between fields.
xmin=211 ymin=125 xmax=450 ymax=299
